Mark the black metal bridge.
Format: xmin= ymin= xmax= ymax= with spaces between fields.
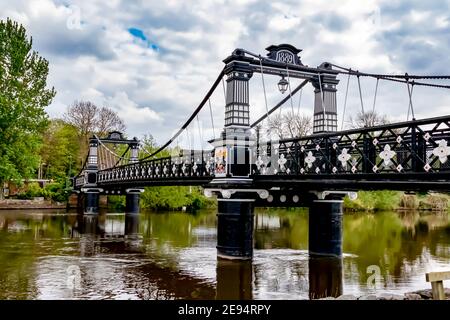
xmin=72 ymin=44 xmax=450 ymax=260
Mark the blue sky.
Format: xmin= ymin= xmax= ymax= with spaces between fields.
xmin=1 ymin=0 xmax=449 ymax=146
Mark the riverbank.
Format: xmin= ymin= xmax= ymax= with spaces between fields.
xmin=320 ymin=288 xmax=450 ymax=300
xmin=0 ymin=199 xmax=65 ymax=210
xmin=343 ymin=191 xmax=450 ymax=212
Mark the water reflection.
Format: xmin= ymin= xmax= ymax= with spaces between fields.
xmin=216 ymin=259 xmax=253 ymax=300
xmin=0 ymin=209 xmax=448 ymax=299
xmin=308 ymin=257 xmax=343 ymax=299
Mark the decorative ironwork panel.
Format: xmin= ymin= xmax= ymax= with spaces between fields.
xmin=96 ymin=150 xmax=215 ymax=184
xmin=252 ymin=116 xmax=450 ymax=177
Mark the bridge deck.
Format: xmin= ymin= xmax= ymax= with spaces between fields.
xmin=75 ymin=115 xmax=450 ymax=193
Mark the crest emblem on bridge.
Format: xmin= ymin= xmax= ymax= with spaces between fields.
xmin=266 ymin=44 xmax=303 ymax=65
xmin=106 ymin=131 xmax=124 ymax=141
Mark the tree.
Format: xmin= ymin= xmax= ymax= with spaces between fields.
xmin=64 ymin=100 xmax=126 ymax=139
xmin=64 ymin=101 xmax=126 ymax=162
xmin=63 ymin=100 xmax=98 ymax=139
xmin=0 ymin=19 xmax=56 ymax=194
xmin=97 ymin=106 xmax=126 ymax=137
xmin=39 ymin=119 xmax=80 ymax=181
xmin=265 ymin=111 xmax=312 ymax=140
xmin=347 ymin=110 xmax=389 ymax=129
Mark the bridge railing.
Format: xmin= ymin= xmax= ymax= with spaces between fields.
xmin=75 ymin=175 xmax=85 ymax=188
xmin=97 ymin=149 xmax=215 ymax=184
xmin=253 ymin=115 xmax=450 ymax=177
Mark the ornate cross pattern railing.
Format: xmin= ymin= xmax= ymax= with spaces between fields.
xmin=75 ymin=176 xmax=85 ymax=187
xmin=97 ymin=150 xmax=215 ymax=184
xmin=75 ymin=115 xmax=450 ymax=190
xmin=253 ymin=116 xmax=450 ymax=177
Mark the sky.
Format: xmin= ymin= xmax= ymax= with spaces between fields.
xmin=1 ymin=0 xmax=450 ymax=148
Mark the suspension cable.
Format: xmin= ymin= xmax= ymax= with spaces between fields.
xmin=296 ymin=87 xmax=303 ymax=117
xmin=406 ymin=74 xmax=415 ymax=120
xmin=330 ymin=63 xmax=450 ymax=80
xmin=98 ymin=145 xmax=103 ymax=170
xmin=286 ymin=64 xmax=295 ymax=115
xmin=372 ymin=77 xmax=379 ymax=113
xmin=107 ymin=145 xmax=113 ymax=168
xmin=251 ymin=80 xmax=308 ymax=128
xmin=186 ymin=127 xmax=192 ymax=152
xmin=221 ymin=78 xmax=227 ymax=102
xmin=340 ymin=72 xmax=351 ymax=131
xmin=140 ymin=68 xmax=225 ymax=160
xmin=234 ymin=48 xmax=450 ymax=80
xmin=96 ymin=137 xmax=130 ymax=161
xmin=259 ymin=55 xmax=270 ymax=123
xmin=406 ymin=81 xmax=415 ymax=121
xmin=196 ymin=114 xmax=203 ymax=150
xmin=331 ymin=63 xmax=450 ymax=89
xmin=113 ymin=145 xmax=130 ymax=167
xmin=357 ymin=74 xmax=365 ymax=115
xmin=208 ymin=99 xmax=215 ymax=139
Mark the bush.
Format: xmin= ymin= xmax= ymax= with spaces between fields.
xmin=108 ymin=195 xmax=125 ymax=210
xmin=141 ymin=186 xmax=215 ymax=211
xmin=344 ymin=190 xmax=403 ymax=212
xmin=16 ymin=181 xmax=69 ymax=202
xmin=418 ymin=194 xmax=449 ymax=211
xmin=16 ymin=182 xmax=43 ymax=199
xmin=43 ymin=182 xmax=69 ymax=202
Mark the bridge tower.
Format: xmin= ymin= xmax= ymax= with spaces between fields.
xmin=75 ymin=132 xmax=143 ymax=215
xmin=125 ymin=139 xmax=143 ymax=215
xmin=83 ymin=135 xmax=103 ymax=214
xmin=205 ymin=44 xmax=351 ymax=260
xmin=207 ymin=49 xmax=257 ymax=260
xmin=312 ymin=63 xmax=339 ymax=133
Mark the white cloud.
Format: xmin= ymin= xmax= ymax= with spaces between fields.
xmin=106 ymin=91 xmax=161 ymax=124
xmin=1 ymin=0 xmax=449 ymax=144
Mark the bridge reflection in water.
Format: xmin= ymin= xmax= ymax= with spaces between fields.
xmin=67 ymin=212 xmax=343 ymax=300
xmin=0 ymin=209 xmax=448 ymax=299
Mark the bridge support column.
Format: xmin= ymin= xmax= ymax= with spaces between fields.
xmin=308 ymin=191 xmax=356 ymax=257
xmin=217 ymin=197 xmax=255 ymax=260
xmin=125 ymin=189 xmax=144 ymax=215
xmin=83 ymin=188 xmax=103 ymax=215
xmin=205 ymin=189 xmax=269 ymax=260
xmin=309 ymin=198 xmax=343 ymax=256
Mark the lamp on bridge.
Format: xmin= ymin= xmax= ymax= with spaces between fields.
xmin=277 ymin=76 xmax=289 ymax=94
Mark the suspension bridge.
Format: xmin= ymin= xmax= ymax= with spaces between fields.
xmin=71 ymin=44 xmax=450 ymax=260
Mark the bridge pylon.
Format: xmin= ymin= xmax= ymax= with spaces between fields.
xmin=204 ymin=44 xmax=352 ymax=260
xmin=74 ymin=132 xmax=144 ymax=215
xmin=205 ymin=48 xmax=258 ymax=260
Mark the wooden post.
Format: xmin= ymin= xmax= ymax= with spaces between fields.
xmin=426 ymin=271 xmax=450 ymax=300
xmin=431 ymin=281 xmax=445 ymax=300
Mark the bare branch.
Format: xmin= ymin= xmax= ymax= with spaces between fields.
xmin=264 ymin=111 xmax=312 ymax=140
xmin=63 ymin=100 xmax=126 ymax=138
xmin=97 ymin=106 xmax=126 ymax=137
xmin=347 ymin=110 xmax=389 ymax=129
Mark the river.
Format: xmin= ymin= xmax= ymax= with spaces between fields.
xmin=0 ymin=208 xmax=449 ymax=299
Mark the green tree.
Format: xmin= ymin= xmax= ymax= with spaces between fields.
xmin=0 ymin=18 xmax=56 ymax=193
xmin=39 ymin=119 xmax=80 ymax=181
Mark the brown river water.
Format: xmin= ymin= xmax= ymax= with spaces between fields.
xmin=0 ymin=209 xmax=448 ymax=299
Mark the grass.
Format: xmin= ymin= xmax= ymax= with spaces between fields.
xmin=344 ymin=191 xmax=450 ymax=212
